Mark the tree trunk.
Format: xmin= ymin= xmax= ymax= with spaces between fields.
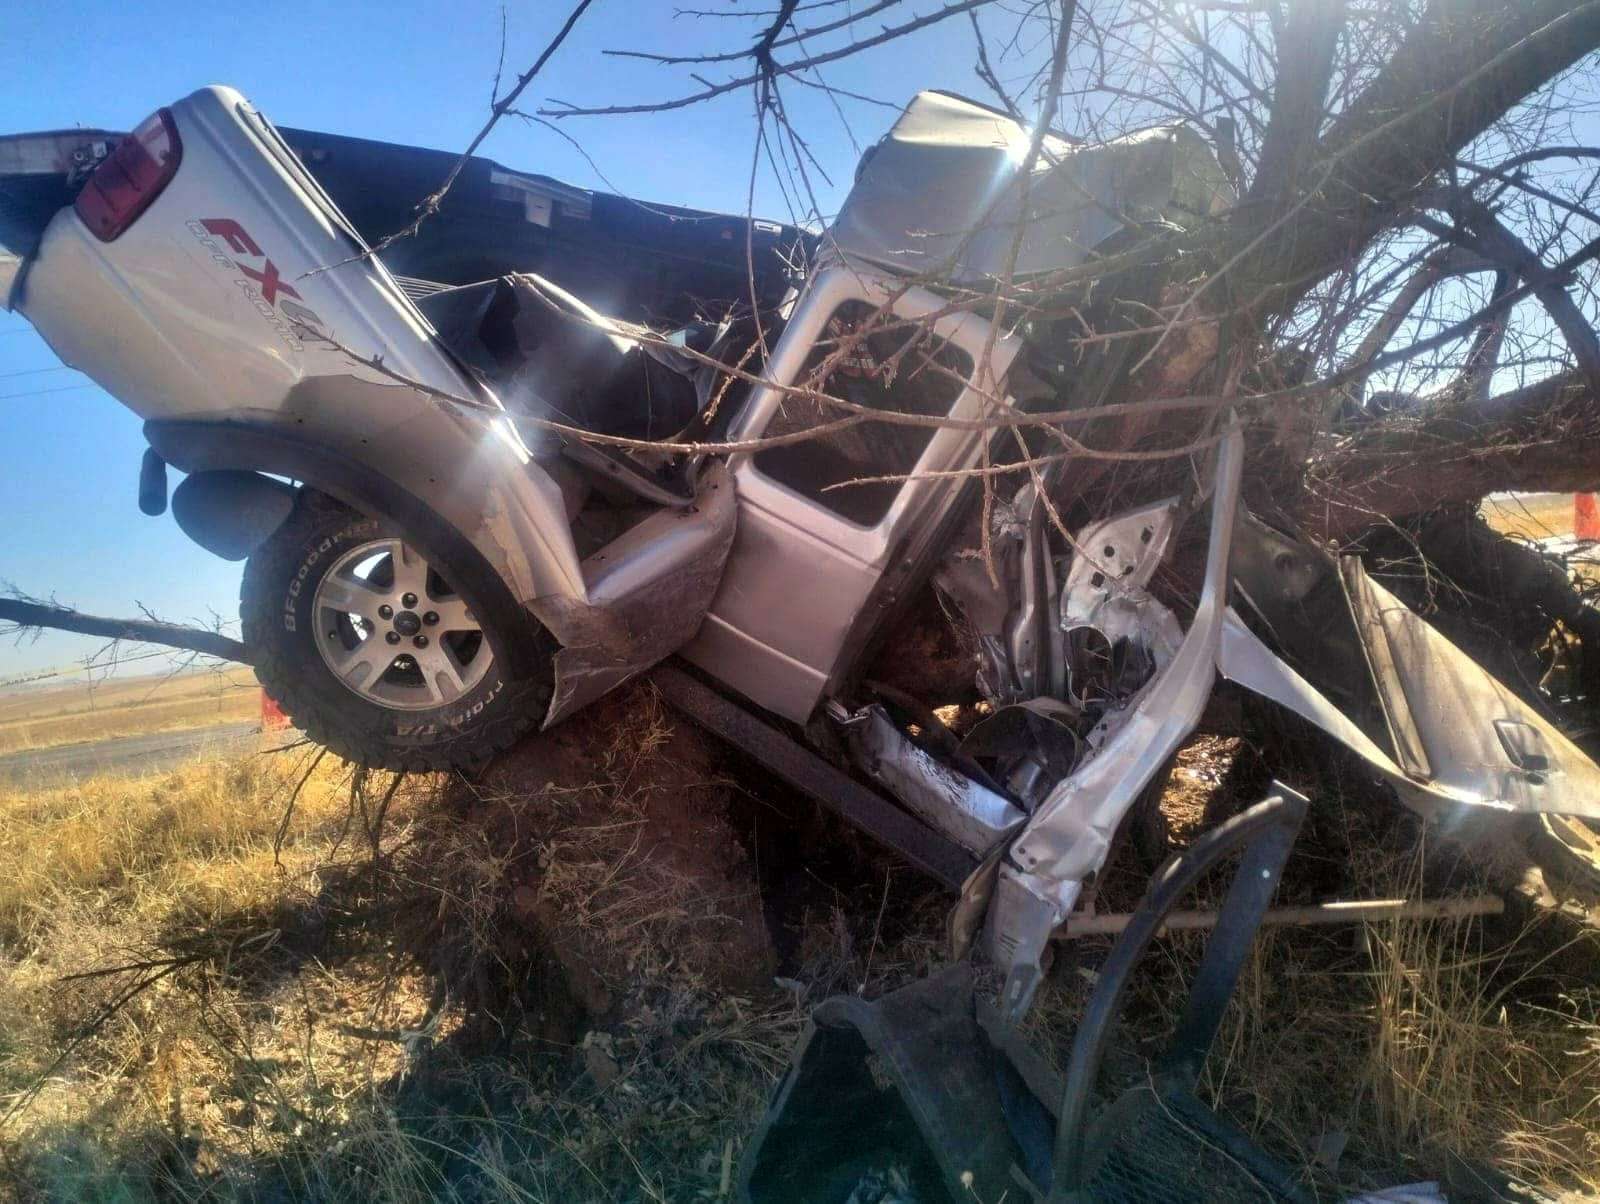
xmin=1307 ymin=371 xmax=1600 ymax=539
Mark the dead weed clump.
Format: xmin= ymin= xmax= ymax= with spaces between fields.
xmin=1361 ymin=890 xmax=1600 ymax=1189
xmin=1192 ymin=897 xmax=1600 ymax=1198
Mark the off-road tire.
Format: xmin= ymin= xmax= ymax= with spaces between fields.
xmin=241 ymin=494 xmax=553 ymax=771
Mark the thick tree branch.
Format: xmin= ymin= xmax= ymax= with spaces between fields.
xmin=1234 ymin=0 xmax=1600 ymax=315
xmin=1246 ymin=0 xmax=1345 ymax=206
xmin=1455 ymin=206 xmax=1600 ymax=398
xmin=0 ymin=599 xmax=252 ymax=665
xmin=1311 ymin=369 xmax=1600 ymax=538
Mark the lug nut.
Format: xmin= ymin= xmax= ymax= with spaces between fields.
xmin=385 ymin=631 xmax=401 ymax=645
xmin=378 ymin=604 xmax=394 ymax=620
xmin=413 ymin=635 xmax=429 ymax=648
xmin=401 ymin=592 xmax=418 ymax=608
xmin=423 ymin=611 xmax=439 ymax=626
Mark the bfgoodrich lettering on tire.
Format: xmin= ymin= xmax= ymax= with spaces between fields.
xmin=241 ymin=493 xmax=553 ymax=771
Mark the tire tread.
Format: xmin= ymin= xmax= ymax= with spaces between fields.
xmin=240 ymin=493 xmax=550 ymax=772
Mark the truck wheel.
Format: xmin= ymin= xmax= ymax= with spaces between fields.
xmin=241 ymin=495 xmax=553 ymax=771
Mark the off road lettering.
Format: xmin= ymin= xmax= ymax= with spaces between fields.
xmin=187 ymin=217 xmax=324 ymax=349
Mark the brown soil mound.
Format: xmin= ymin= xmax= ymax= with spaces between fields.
xmin=395 ymin=682 xmax=777 ymax=1046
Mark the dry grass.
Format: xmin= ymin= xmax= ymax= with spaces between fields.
xmin=0 ymin=747 xmax=434 ymax=1200
xmin=0 ymin=753 xmax=319 ymax=948
xmin=1017 ymin=741 xmax=1600 ymax=1200
xmin=1482 ymin=491 xmax=1577 ymax=542
xmin=1 ymin=716 xmax=1598 ymax=1201
xmin=0 ymin=700 xmax=807 ymax=1202
xmin=0 ymin=665 xmax=260 ymax=755
xmin=1362 ymin=908 xmax=1600 ymax=1187
xmin=1205 ymin=857 xmax=1600 ymax=1196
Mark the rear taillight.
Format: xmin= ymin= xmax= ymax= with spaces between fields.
xmin=74 ymin=109 xmax=182 ymax=242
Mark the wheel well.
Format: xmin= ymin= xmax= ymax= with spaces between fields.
xmin=147 ymin=419 xmax=547 ymax=678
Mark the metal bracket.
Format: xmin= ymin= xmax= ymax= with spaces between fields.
xmin=989 ymin=863 xmax=1080 ymax=1025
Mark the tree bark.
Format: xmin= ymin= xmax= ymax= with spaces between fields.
xmin=1307 ymin=370 xmax=1600 ymax=539
xmin=0 ymin=599 xmax=252 ymax=665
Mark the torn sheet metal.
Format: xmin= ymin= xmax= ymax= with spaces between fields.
xmin=1007 ymin=429 xmax=1241 ymax=884
xmin=960 ymin=698 xmax=1084 ymax=809
xmin=1218 ymin=609 xmax=1401 ymax=775
xmin=845 ymin=703 xmax=1028 ymax=854
xmin=1060 ymin=497 xmax=1180 ymax=623
xmin=1218 ymin=593 xmax=1600 ymax=821
xmin=540 ymin=460 xmax=737 ymax=726
xmin=1007 ymin=494 xmax=1064 ymax=700
xmin=1060 ymin=497 xmax=1183 ymax=710
xmin=980 ymin=423 xmax=1245 ymax=1019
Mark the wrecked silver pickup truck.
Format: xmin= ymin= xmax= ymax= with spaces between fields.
xmin=2 ymin=86 xmax=1597 ymax=1043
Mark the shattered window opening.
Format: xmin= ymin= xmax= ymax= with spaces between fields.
xmin=753 ymin=300 xmax=975 ymax=528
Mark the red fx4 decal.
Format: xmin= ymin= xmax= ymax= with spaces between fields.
xmin=200 ymin=218 xmax=302 ymax=307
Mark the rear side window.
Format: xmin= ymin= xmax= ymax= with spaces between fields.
xmin=754 ymin=300 xmax=974 ymax=527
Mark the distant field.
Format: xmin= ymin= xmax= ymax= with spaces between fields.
xmin=0 ymin=665 xmax=260 ymax=755
xmin=1482 ymin=491 xmax=1578 ymax=540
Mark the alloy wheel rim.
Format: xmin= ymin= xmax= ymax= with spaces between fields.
xmin=310 ymin=537 xmax=492 ymax=711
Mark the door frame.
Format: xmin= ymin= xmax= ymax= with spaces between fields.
xmin=684 ymin=262 xmax=1023 ymax=720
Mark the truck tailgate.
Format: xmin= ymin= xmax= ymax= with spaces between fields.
xmin=0 ymin=128 xmax=119 ymax=306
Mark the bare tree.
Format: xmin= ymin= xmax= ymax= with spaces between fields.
xmin=532 ymin=0 xmax=1600 ymax=540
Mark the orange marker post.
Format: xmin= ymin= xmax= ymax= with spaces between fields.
xmin=1576 ymin=493 xmax=1600 ymax=541
xmin=261 ymin=690 xmax=292 ymax=731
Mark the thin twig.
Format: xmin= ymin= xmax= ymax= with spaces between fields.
xmin=303 ymin=0 xmax=598 ymax=277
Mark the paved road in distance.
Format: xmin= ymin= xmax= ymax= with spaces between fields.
xmin=0 ymin=722 xmax=262 ymax=787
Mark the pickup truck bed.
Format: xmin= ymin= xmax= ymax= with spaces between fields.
xmin=276 ymin=127 xmax=810 ymax=326
xmin=1 ymin=121 xmax=809 ymax=327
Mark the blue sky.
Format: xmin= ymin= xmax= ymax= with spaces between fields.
xmin=0 ymin=0 xmax=990 ymax=681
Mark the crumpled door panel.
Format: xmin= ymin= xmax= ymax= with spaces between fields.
xmin=1222 ymin=550 xmax=1600 ymax=820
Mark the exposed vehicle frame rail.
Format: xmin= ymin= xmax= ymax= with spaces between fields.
xmin=650 ymin=663 xmax=979 ymax=889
